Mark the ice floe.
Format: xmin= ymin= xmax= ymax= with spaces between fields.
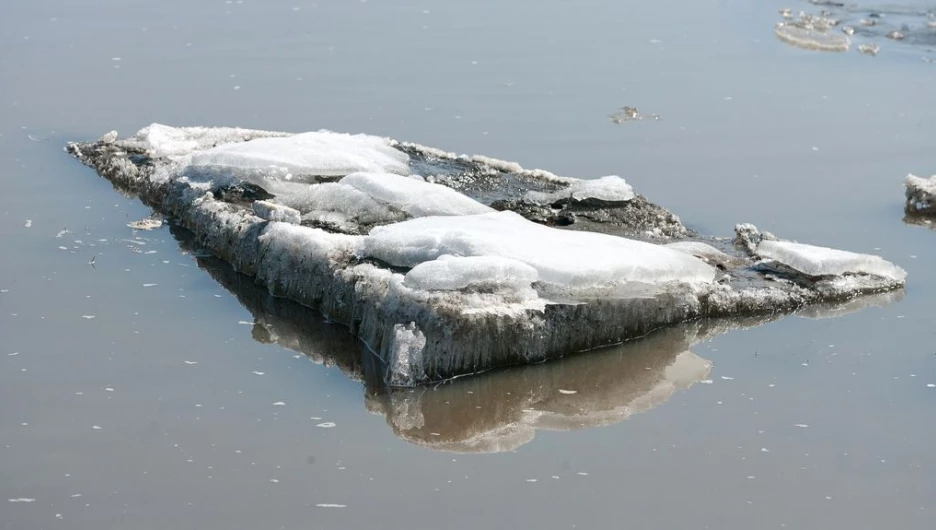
xmin=66 ymin=124 xmax=907 ymax=387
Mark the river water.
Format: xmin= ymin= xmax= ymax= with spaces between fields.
xmin=2 ymin=1 xmax=935 ymax=528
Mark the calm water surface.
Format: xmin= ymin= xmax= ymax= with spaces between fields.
xmin=2 ymin=1 xmax=935 ymax=528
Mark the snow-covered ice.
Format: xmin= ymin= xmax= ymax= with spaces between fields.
xmin=189 ymin=131 xmax=410 ymax=178
xmin=66 ymin=124 xmax=908 ymax=387
xmin=756 ymin=240 xmax=906 ymax=282
xmin=526 ymin=175 xmax=635 ymax=204
xmin=363 ymin=211 xmax=716 ymax=295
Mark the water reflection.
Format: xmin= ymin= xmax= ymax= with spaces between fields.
xmin=904 ymin=214 xmax=936 ymax=231
xmin=171 ymin=224 xmax=902 ymax=453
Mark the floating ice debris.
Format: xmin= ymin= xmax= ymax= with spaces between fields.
xmin=316 ymin=422 xmax=336 ymax=428
xmin=142 ymin=283 xmax=158 ymax=287
xmin=794 ymin=424 xmax=810 ymax=428
xmin=858 ymin=43 xmax=880 ymax=56
xmin=272 ymin=401 xmax=286 ymax=406
xmin=252 ymin=371 xmax=265 ymax=375
xmin=127 ymin=217 xmax=162 ymax=230
xmin=577 ymin=472 xmax=589 ymax=476
xmin=775 ymin=22 xmax=850 ymax=51
xmin=927 ymin=384 xmax=935 ymax=388
xmin=905 ymin=174 xmax=936 ymax=216
xmin=92 ymin=425 xmax=102 ymax=430
xmin=720 ymin=376 xmax=735 ymax=380
xmin=269 ymin=479 xmax=280 ymax=483
xmin=609 ymin=106 xmax=660 ymax=123
xmin=525 ymin=479 xmax=537 ymax=483
xmin=886 ymin=30 xmax=904 ymax=40
xmin=316 ymin=504 xmax=347 ymax=508
xmin=183 ymin=360 xmax=198 ymax=365
xmin=557 ymin=389 xmax=577 ymax=395
xmin=24 ymin=220 xmax=32 ymax=228
xmin=104 ymin=387 xmax=114 ymax=392
xmin=8 ymin=352 xmax=18 ymax=356
xmin=66 ymin=124 xmax=907 ymax=387
xmin=81 ymin=315 xmax=95 ymax=319
xmin=55 ymin=228 xmax=69 ymax=238
xmin=761 ymin=448 xmax=770 ymax=452
xmin=7 ymin=498 xmax=36 ymax=503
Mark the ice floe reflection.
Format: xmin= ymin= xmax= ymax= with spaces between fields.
xmin=174 ymin=224 xmax=903 ymax=453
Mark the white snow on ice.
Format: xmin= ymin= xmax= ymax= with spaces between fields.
xmin=189 ymin=131 xmax=409 ymax=178
xmin=526 ymin=175 xmax=634 ymax=203
xmin=756 ymin=240 xmax=906 ymax=281
xmin=364 ymin=211 xmax=716 ymax=296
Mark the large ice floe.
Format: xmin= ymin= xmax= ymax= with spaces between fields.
xmin=67 ymin=124 xmax=906 ymax=387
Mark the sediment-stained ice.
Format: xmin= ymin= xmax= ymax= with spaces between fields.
xmin=66 ymin=124 xmax=908 ymax=387
xmin=905 ymin=173 xmax=936 ymax=216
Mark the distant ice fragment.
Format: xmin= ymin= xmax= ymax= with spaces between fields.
xmin=858 ymin=43 xmax=880 ymax=56
xmin=315 ymin=504 xmax=347 ymax=508
xmin=905 ymin=174 xmax=936 ymax=216
xmin=24 ymin=220 xmax=32 ymax=228
xmin=775 ymin=23 xmax=850 ymax=51
xmin=128 ymin=217 xmax=162 ymax=230
xmin=557 ymin=389 xmax=578 ymax=395
xmin=7 ymin=498 xmax=36 ymax=503
xmin=316 ymin=422 xmax=336 ymax=428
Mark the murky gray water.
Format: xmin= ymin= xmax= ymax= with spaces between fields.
xmin=3 ymin=0 xmax=935 ymax=528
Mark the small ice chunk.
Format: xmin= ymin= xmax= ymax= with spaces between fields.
xmin=189 ymin=132 xmax=410 ymax=178
xmin=527 ymin=175 xmax=635 ymax=204
xmin=316 ymin=422 xmax=336 ymax=428
xmin=7 ymin=498 xmax=36 ymax=503
xmin=775 ymin=23 xmax=850 ymax=52
xmin=316 ymin=504 xmax=347 ymax=508
xmin=905 ymin=174 xmax=936 ymax=214
xmin=403 ymin=255 xmax=538 ymax=294
xmin=24 ymin=220 xmax=32 ymax=228
xmin=252 ymin=200 xmax=301 ymax=224
xmin=183 ymin=361 xmax=198 ymax=365
xmin=756 ymin=240 xmax=906 ymax=282
xmin=557 ymin=389 xmax=577 ymax=395
xmin=273 ymin=401 xmax=286 ymax=406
